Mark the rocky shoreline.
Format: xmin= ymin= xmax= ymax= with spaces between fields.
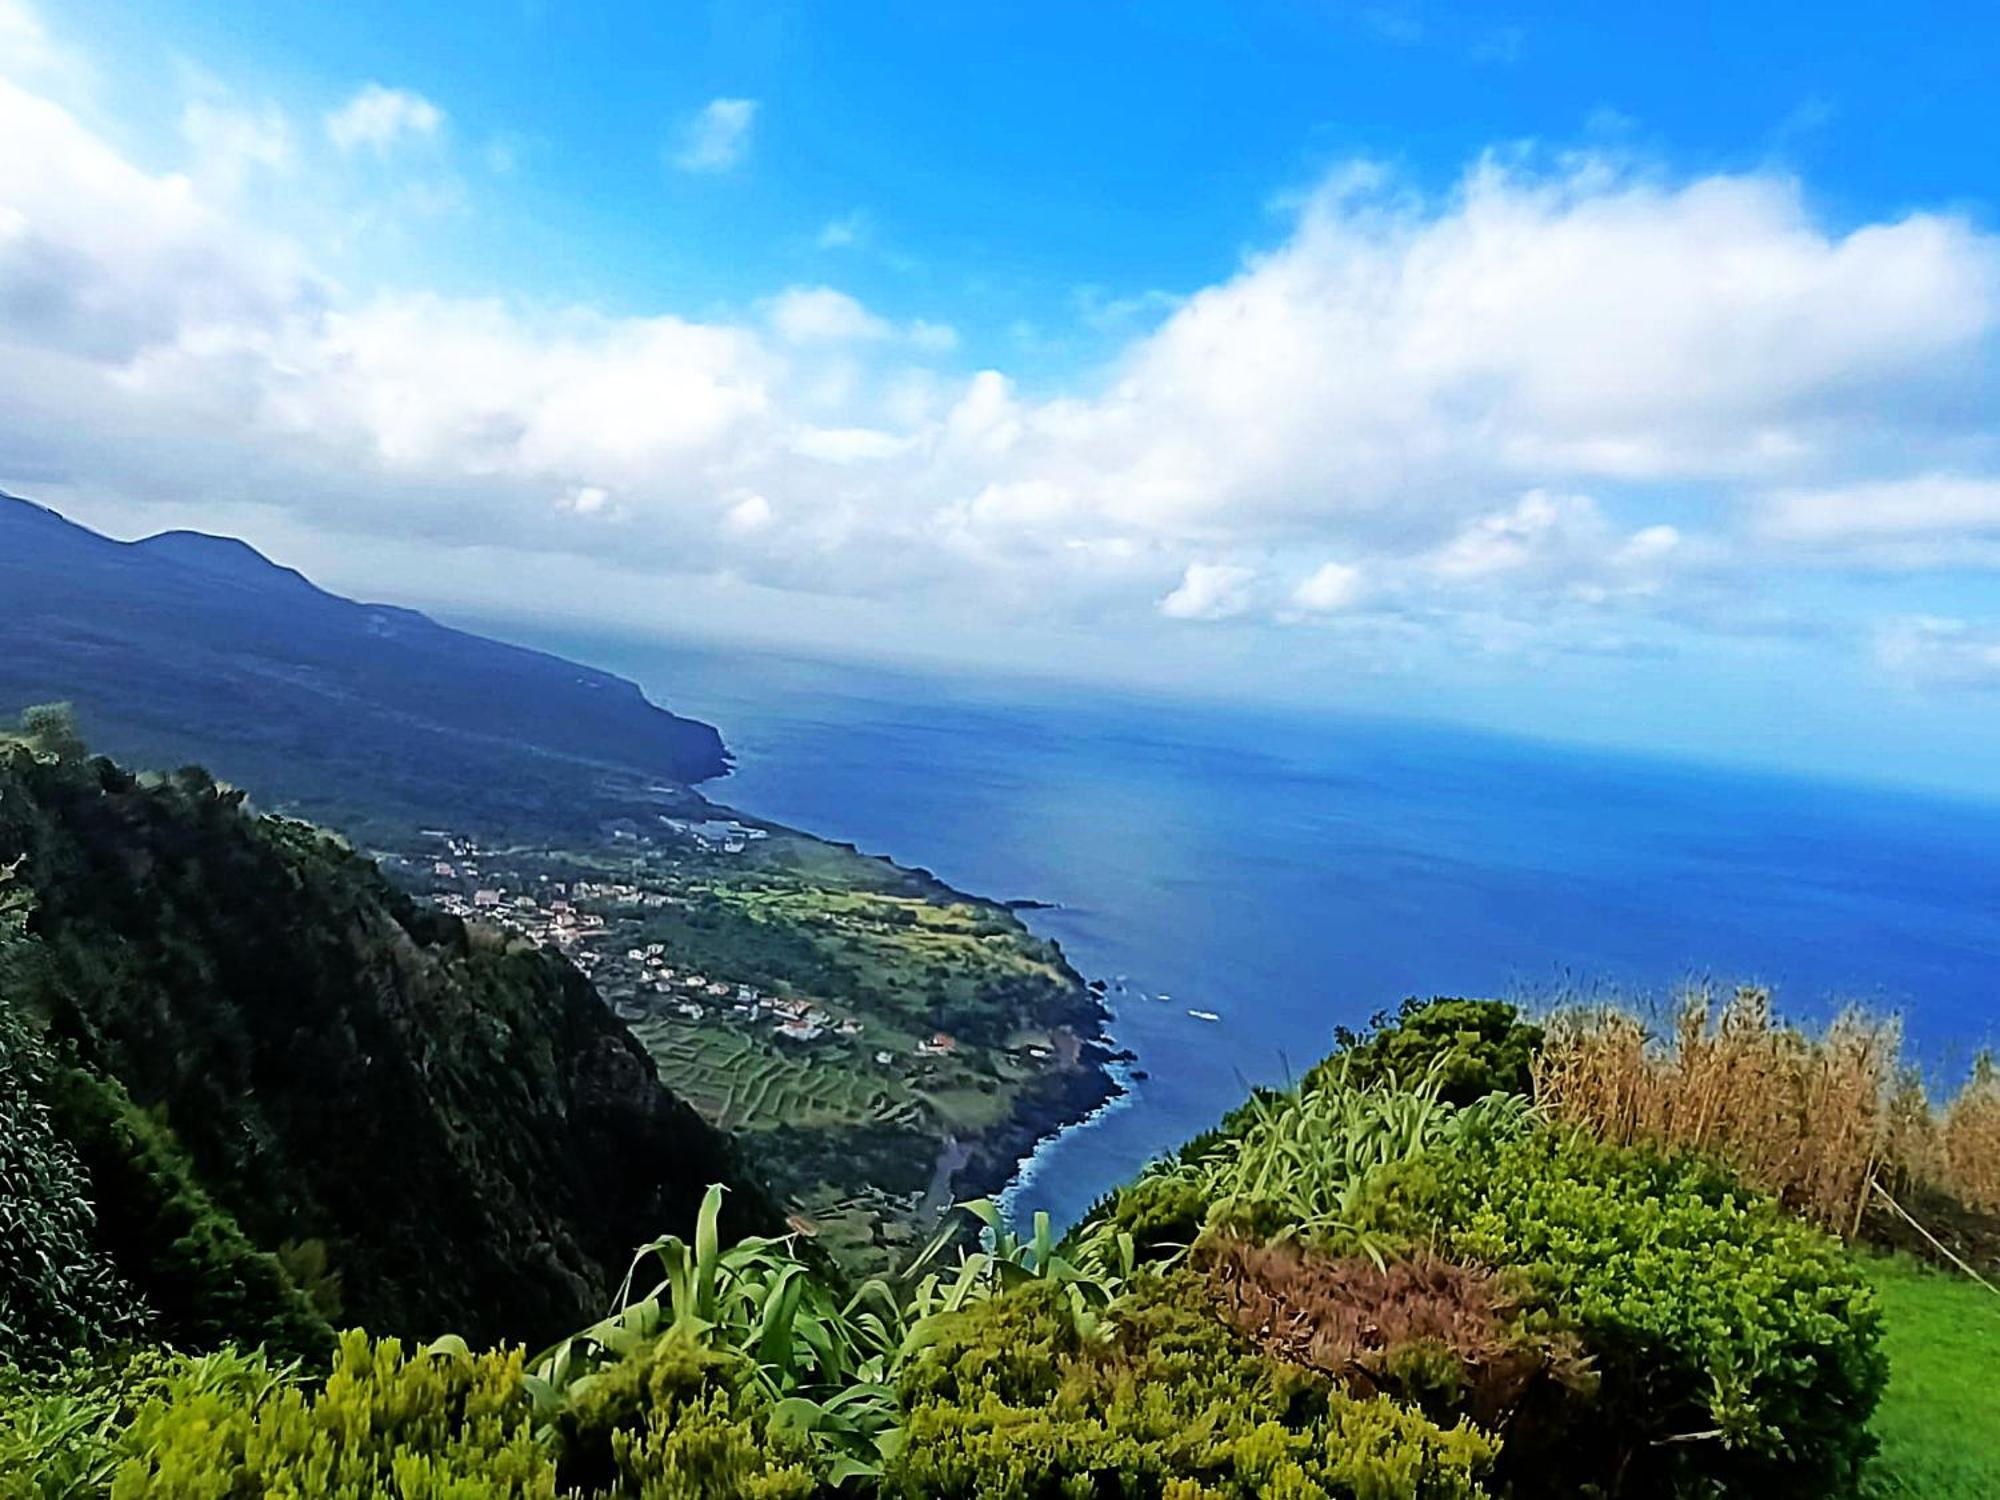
xmin=949 ymin=936 xmax=1126 ymax=1205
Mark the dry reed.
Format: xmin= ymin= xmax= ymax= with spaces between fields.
xmin=1533 ymin=984 xmax=1996 ymax=1236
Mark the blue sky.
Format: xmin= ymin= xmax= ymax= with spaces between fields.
xmin=4 ymin=1 xmax=2000 ymax=795
xmin=63 ymin=1 xmax=1999 ymax=360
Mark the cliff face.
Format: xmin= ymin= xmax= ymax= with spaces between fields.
xmin=0 ymin=737 xmax=777 ymax=1350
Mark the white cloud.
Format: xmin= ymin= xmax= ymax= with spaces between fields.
xmin=1758 ymin=475 xmax=2000 ymax=544
xmin=1292 ymin=560 xmax=1366 ymax=612
xmin=1160 ymin=562 xmax=1257 ymax=621
xmin=1423 ymin=492 xmax=1684 ymax=607
xmin=723 ymin=492 xmax=772 ymax=533
xmin=764 ymin=285 xmax=890 ymax=344
xmin=789 ymin=426 xmax=908 ymax=463
xmin=1875 ymin=617 xmax=2000 ymax=690
xmin=180 ymin=99 xmax=292 ymax=192
xmin=0 ymin=0 xmax=71 ymax=83
xmin=671 ymin=97 xmax=757 ymax=173
xmin=3 ymin=51 xmax=2000 ymax=677
xmin=325 ymin=83 xmax=444 ymax=154
xmin=816 ymin=211 xmax=866 ymax=249
xmin=980 ymin=157 xmax=1999 ymax=543
xmin=555 ymin=484 xmax=610 ymax=515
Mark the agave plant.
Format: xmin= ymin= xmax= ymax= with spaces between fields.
xmin=1120 ymin=1060 xmax=1538 ymax=1262
xmin=904 ymin=1198 xmax=1136 ymax=1347
xmin=526 ymin=1185 xmax=909 ymax=1480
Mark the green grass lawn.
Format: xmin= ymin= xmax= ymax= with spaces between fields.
xmin=1862 ymin=1255 xmax=2000 ymax=1498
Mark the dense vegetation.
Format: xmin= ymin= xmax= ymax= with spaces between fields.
xmin=5 ymin=988 xmax=1916 ymax=1498
xmin=4 ymin=728 xmax=1983 ymax=1496
xmin=0 ymin=710 xmax=776 ymax=1360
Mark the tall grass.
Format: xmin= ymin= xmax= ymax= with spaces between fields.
xmin=1937 ymin=1058 xmax=2000 ymax=1215
xmin=1533 ymin=984 xmax=1999 ymax=1236
xmin=1111 ymin=1063 xmax=1540 ymax=1259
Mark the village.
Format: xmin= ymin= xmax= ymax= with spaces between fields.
xmin=398 ymin=830 xmax=966 ymax=1065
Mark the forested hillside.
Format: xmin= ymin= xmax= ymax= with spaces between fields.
xmin=0 ymin=709 xmax=776 ymax=1358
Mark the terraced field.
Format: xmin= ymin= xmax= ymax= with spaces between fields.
xmin=631 ymin=1016 xmax=925 ymax=1133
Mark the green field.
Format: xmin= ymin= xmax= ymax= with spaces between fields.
xmin=630 ymin=1016 xmax=923 ymax=1133
xmin=1863 ymin=1256 xmax=2000 ymax=1498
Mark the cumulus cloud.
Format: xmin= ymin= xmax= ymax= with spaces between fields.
xmin=764 ymin=285 xmax=889 ymax=344
xmin=0 ymin=0 xmax=78 ymax=85
xmin=1758 ymin=475 xmax=2000 ymax=544
xmin=1424 ymin=490 xmax=1678 ymax=596
xmin=723 ymin=492 xmax=773 ymax=533
xmin=1875 ymin=617 xmax=2000 ymax=690
xmin=325 ymin=83 xmax=444 ymax=153
xmin=1291 ymin=561 xmax=1366 ymax=613
xmin=952 ymin=158 xmax=1998 ymax=551
xmin=3 ymin=28 xmax=1999 ymax=673
xmin=671 ymin=97 xmax=757 ymax=173
xmin=181 ymin=99 xmax=293 ymax=192
xmin=555 ymin=484 xmax=610 ymax=516
xmin=816 ymin=211 xmax=866 ymax=249
xmin=1160 ymin=563 xmax=1258 ymax=620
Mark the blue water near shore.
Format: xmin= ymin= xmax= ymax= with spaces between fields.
xmin=511 ymin=633 xmax=2000 ymax=1230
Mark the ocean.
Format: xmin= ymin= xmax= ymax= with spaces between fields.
xmin=508 ymin=632 xmax=2000 ymax=1230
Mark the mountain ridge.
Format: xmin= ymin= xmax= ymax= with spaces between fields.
xmin=0 ymin=492 xmax=730 ymax=837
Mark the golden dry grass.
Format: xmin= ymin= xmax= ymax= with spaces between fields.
xmin=1534 ymin=985 xmax=1997 ymax=1236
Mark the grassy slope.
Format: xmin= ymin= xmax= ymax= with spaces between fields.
xmin=1863 ymin=1256 xmax=2000 ymax=1499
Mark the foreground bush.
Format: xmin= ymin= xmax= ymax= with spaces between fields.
xmin=109 ymin=1331 xmax=556 ymax=1499
xmin=1319 ymin=998 xmax=1544 ymax=1106
xmin=890 ymin=1275 xmax=1497 ymax=1499
xmin=1349 ymin=1130 xmax=1887 ymax=1497
xmin=1091 ymin=1070 xmax=1537 ymax=1256
xmin=555 ymin=1333 xmax=819 ymax=1499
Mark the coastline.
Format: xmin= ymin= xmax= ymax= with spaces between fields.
xmin=942 ymin=920 xmax=1126 ymax=1206
xmin=951 ymin=1026 xmax=1126 ymax=1205
xmin=703 ymin=802 xmax=1130 ymax=1231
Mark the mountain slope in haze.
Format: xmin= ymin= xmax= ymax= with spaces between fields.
xmin=0 ymin=493 xmax=728 ymax=836
xmin=0 ymin=722 xmax=779 ymax=1352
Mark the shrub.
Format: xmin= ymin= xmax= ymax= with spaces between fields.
xmin=0 ymin=1004 xmax=139 ymax=1370
xmin=554 ymin=1333 xmax=819 ymax=1499
xmin=1348 ymin=1129 xmax=1887 ymax=1498
xmin=889 ymin=1275 xmax=1497 ymax=1499
xmin=1199 ymin=1239 xmax=1593 ymax=1433
xmin=1091 ymin=1073 xmax=1537 ymax=1256
xmin=1938 ymin=1053 xmax=2000 ymax=1215
xmin=109 ymin=1330 xmax=557 ymax=1499
xmin=1320 ymin=999 xmax=1543 ymax=1106
xmin=0 ymin=1356 xmax=135 ymax=1500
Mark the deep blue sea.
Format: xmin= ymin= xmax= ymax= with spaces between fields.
xmin=501 ymin=630 xmax=2000 ymax=1230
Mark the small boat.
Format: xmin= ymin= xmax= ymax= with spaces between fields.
xmin=1156 ymin=992 xmax=1171 ymax=1002
xmin=1187 ymin=1008 xmax=1221 ymax=1023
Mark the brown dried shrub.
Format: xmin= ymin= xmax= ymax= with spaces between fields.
xmin=1941 ymin=1058 xmax=2000 ymax=1214
xmin=1199 ymin=1236 xmax=1593 ymax=1432
xmin=1534 ymin=985 xmax=2000 ymax=1246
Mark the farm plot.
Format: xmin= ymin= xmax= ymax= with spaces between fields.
xmin=631 ymin=1016 xmax=923 ymax=1133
